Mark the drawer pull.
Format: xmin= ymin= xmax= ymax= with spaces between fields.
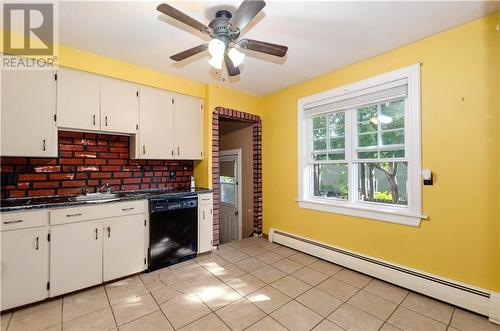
xmin=95 ymin=228 xmax=98 ymax=240
xmin=3 ymin=219 xmax=23 ymax=224
xmin=201 ymin=198 xmax=210 ymax=201
xmin=122 ymin=207 xmax=135 ymax=211
xmin=107 ymin=226 xmax=111 ymax=238
xmin=35 ymin=237 xmax=39 ymax=250
xmin=66 ymin=213 xmax=82 ymax=217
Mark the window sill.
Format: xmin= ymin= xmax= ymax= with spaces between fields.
xmin=297 ymin=198 xmax=426 ymax=226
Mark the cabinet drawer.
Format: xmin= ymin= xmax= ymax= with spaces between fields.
xmin=1 ymin=209 xmax=49 ymax=231
xmin=50 ymin=200 xmax=145 ymax=225
xmin=198 ymin=193 xmax=212 ymax=206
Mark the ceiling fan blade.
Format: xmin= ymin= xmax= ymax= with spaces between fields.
xmin=170 ymin=44 xmax=208 ymax=62
xmin=225 ymin=55 xmax=241 ymax=77
xmin=239 ymin=39 xmax=288 ymax=57
xmin=157 ymin=3 xmax=212 ymax=34
xmin=229 ymin=0 xmax=266 ymax=32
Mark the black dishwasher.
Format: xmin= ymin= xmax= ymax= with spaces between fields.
xmin=148 ymin=195 xmax=198 ymax=271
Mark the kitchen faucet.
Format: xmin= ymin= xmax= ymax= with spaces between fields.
xmin=97 ymin=183 xmax=111 ymax=194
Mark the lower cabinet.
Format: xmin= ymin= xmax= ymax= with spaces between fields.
xmin=50 ymin=221 xmax=103 ymax=296
xmin=103 ymin=214 xmax=146 ymax=282
xmin=198 ymin=193 xmax=213 ymax=253
xmin=1 ymin=227 xmax=49 ymax=311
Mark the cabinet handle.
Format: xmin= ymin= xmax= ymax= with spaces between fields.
xmin=177 ymin=147 xmax=180 ymax=155
xmin=107 ymin=226 xmax=111 ymax=238
xmin=66 ymin=213 xmax=82 ymax=217
xmin=95 ymin=228 xmax=98 ymax=240
xmin=122 ymin=207 xmax=135 ymax=211
xmin=171 ymin=150 xmax=174 ymax=156
xmin=210 ymin=208 xmax=212 ymax=215
xmin=35 ymin=237 xmax=39 ymax=250
xmin=42 ymin=139 xmax=46 ymax=151
xmin=142 ymin=145 xmax=146 ymax=155
xmin=203 ymin=210 xmax=205 ymax=220
xmin=105 ymin=116 xmax=108 ymax=126
xmin=3 ymin=219 xmax=23 ymax=224
xmin=93 ymin=114 xmax=96 ymax=125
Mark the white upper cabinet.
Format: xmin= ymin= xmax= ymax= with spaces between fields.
xmin=136 ymin=86 xmax=175 ymax=159
xmin=57 ymin=68 xmax=100 ymax=131
xmin=1 ymin=70 xmax=57 ymax=157
xmin=100 ymin=77 xmax=139 ymax=134
xmin=174 ymin=93 xmax=204 ymax=160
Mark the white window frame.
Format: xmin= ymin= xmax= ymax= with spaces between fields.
xmin=297 ymin=64 xmax=425 ymax=226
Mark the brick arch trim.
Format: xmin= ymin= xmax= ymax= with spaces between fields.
xmin=211 ymin=107 xmax=262 ymax=246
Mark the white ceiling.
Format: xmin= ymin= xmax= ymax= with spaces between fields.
xmin=58 ymin=1 xmax=498 ymax=96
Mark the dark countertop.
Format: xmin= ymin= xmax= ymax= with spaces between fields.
xmin=0 ymin=188 xmax=212 ymax=212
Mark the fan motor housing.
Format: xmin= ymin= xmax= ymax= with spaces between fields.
xmin=209 ymin=10 xmax=239 ymax=43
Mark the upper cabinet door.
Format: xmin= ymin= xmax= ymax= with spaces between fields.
xmin=174 ymin=94 xmax=203 ymax=160
xmin=56 ymin=68 xmax=100 ymax=131
xmin=138 ymin=87 xmax=175 ymax=159
xmin=1 ymin=70 xmax=57 ymax=157
xmin=100 ymin=77 xmax=138 ymax=134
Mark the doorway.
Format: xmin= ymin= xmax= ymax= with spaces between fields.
xmin=212 ymin=107 xmax=262 ymax=246
xmin=219 ymin=150 xmax=242 ymax=244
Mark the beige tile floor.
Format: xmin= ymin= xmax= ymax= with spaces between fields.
xmin=1 ymin=237 xmax=499 ymax=331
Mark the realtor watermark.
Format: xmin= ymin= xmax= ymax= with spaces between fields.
xmin=2 ymin=2 xmax=59 ymax=69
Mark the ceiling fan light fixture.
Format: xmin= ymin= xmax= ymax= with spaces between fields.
xmin=228 ymin=47 xmax=245 ymax=67
xmin=208 ymin=55 xmax=223 ymax=70
xmin=208 ymin=39 xmax=226 ymax=58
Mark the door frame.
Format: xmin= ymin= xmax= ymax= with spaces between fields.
xmin=220 ymin=149 xmax=243 ymax=241
xmin=211 ymin=107 xmax=263 ymax=246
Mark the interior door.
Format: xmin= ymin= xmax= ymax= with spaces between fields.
xmin=1 ymin=227 xmax=49 ymax=310
xmin=173 ymin=93 xmax=203 ymax=160
xmin=219 ymin=153 xmax=241 ymax=244
xmin=50 ymin=221 xmax=103 ymax=296
xmin=103 ymin=214 xmax=146 ymax=282
xmin=57 ymin=67 xmax=100 ymax=131
xmin=1 ymin=69 xmax=57 ymax=157
xmin=138 ymin=86 xmax=175 ymax=159
xmin=100 ymin=77 xmax=138 ymax=134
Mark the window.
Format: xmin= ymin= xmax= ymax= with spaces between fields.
xmin=298 ymin=64 xmax=424 ymax=226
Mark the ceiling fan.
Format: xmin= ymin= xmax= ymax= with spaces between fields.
xmin=157 ymin=0 xmax=288 ymax=77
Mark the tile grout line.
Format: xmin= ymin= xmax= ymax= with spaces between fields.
xmin=381 ymin=290 xmax=411 ymax=330
xmin=103 ymin=284 xmax=119 ymax=329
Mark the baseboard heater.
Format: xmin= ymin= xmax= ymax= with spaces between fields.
xmin=269 ymin=228 xmax=499 ymax=322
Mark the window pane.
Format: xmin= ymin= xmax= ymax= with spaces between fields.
xmin=357 ymin=162 xmax=408 ymax=205
xmin=313 ymin=128 xmax=326 ymax=140
xmin=358 ymin=121 xmax=377 ymax=133
xmin=330 ymin=137 xmax=345 ymax=149
xmin=220 ymin=176 xmax=235 ymax=184
xmin=313 ymin=116 xmax=327 ymax=129
xmin=358 ymin=151 xmax=378 ymax=159
xmin=313 ymin=163 xmax=348 ymax=199
xmin=380 ymin=99 xmax=404 ymax=130
xmin=328 ymin=153 xmax=345 ymax=161
xmin=381 ymin=130 xmax=404 ymax=145
xmin=313 ymin=153 xmax=327 ymax=161
xmin=313 ymin=139 xmax=327 ymax=150
xmin=379 ymin=149 xmax=405 ymax=158
xmin=358 ymin=133 xmax=377 ymax=147
xmin=357 ymin=105 xmax=377 ymax=122
xmin=220 ymin=183 xmax=236 ymax=205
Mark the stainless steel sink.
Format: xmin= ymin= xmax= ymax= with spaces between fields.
xmin=73 ymin=193 xmax=119 ymax=202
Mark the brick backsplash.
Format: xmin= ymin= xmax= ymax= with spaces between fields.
xmin=0 ymin=131 xmax=194 ymax=199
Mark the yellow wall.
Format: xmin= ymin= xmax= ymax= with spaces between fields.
xmin=261 ymin=14 xmax=500 ymax=291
